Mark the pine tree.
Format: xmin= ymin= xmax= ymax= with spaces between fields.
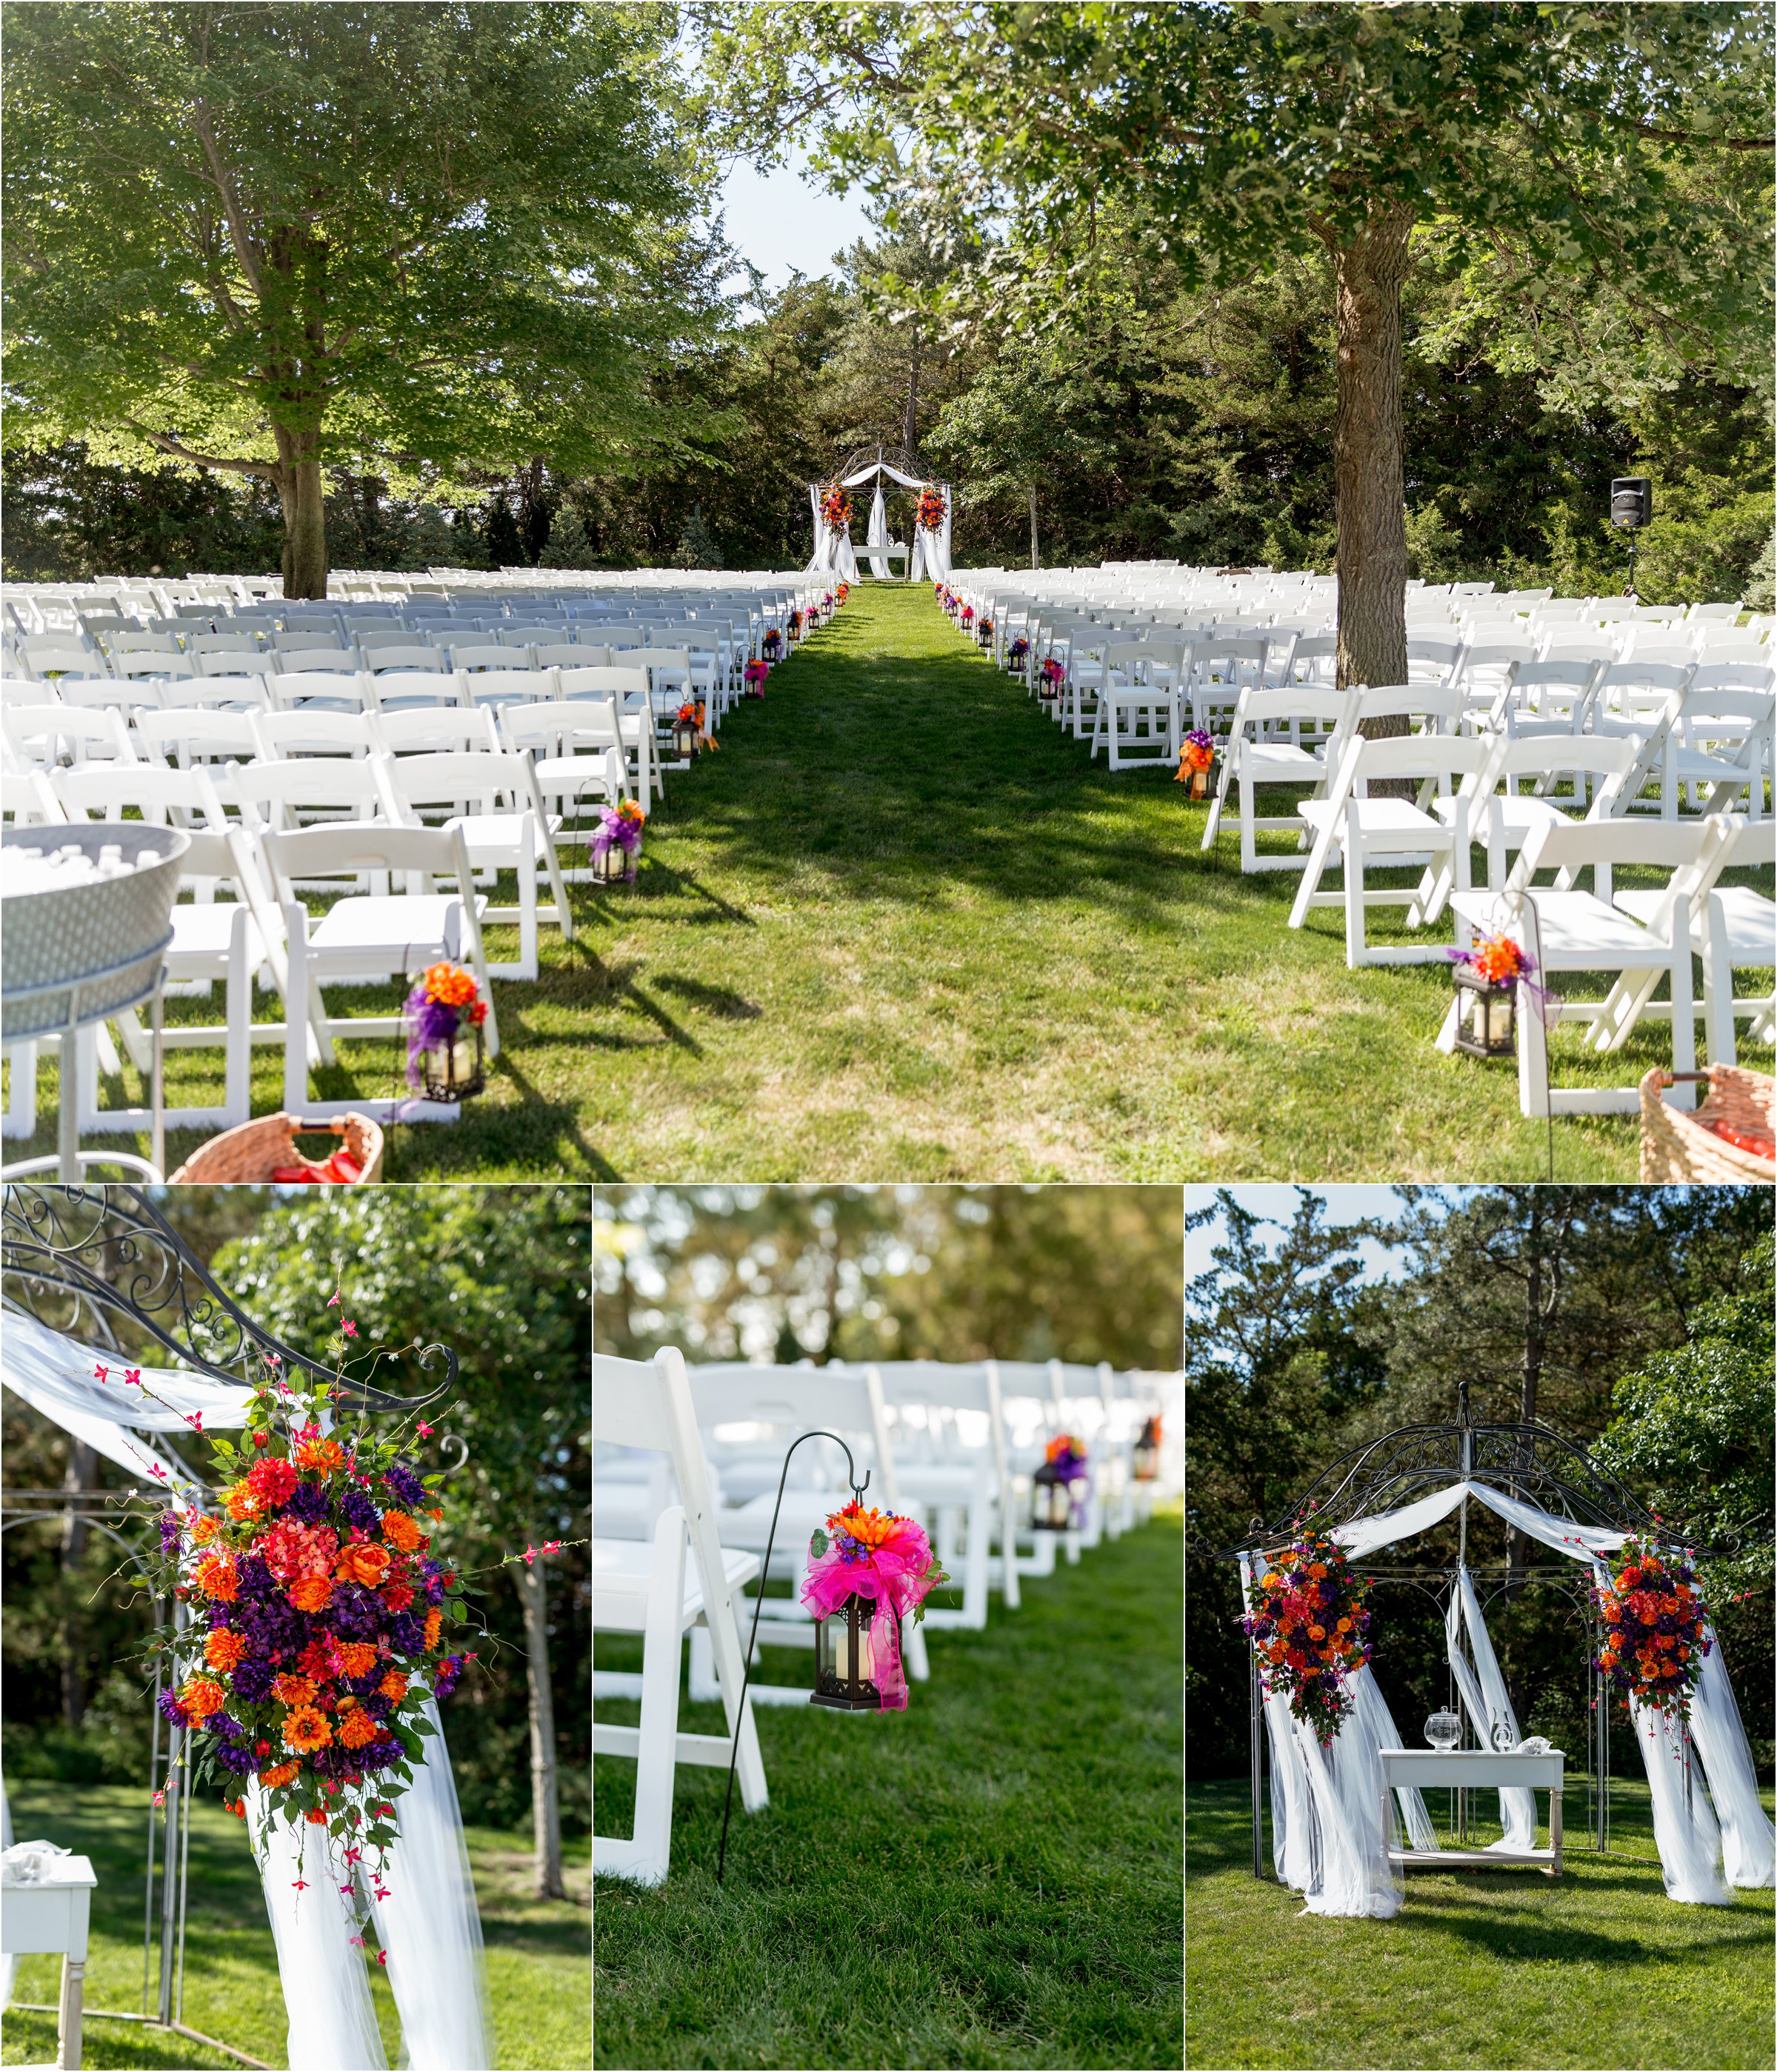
xmin=539 ymin=503 xmax=593 ymax=569
xmin=485 ymin=495 xmax=523 ymax=569
xmin=672 ymin=502 xmax=722 ymax=570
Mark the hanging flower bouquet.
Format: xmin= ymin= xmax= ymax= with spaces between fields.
xmin=402 ymin=963 xmax=487 ymax=1095
xmin=1447 ymin=933 xmax=1553 ymax=1020
xmin=1593 ymin=1539 xmax=1710 ymax=1719
xmin=836 ymin=581 xmax=851 ymax=605
xmin=1045 ymin=1433 xmax=1090 ymax=1517
xmin=743 ymin=659 xmax=769 ymax=696
xmin=800 ymin=1501 xmax=947 ymax=1711
xmin=591 ymin=799 xmax=646 ymax=880
xmin=820 ymin=484 xmax=853 ymax=532
xmin=763 ymin=627 xmax=783 ymax=660
xmin=1177 ymin=728 xmax=1217 ymax=798
xmin=977 ymin=615 xmax=995 ymax=646
xmin=960 ymin=604 xmax=975 ymax=630
xmin=917 ymin=484 xmax=947 ymax=533
xmin=787 ymin=608 xmax=804 ymax=640
xmin=1038 ymin=656 xmax=1066 ymax=700
xmin=1239 ymin=1531 xmax=1372 ymax=1744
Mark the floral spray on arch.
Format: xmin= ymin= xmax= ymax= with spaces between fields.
xmin=119 ymin=1286 xmax=579 ymax=1965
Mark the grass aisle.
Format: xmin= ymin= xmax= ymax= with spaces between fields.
xmin=1187 ymin=1776 xmax=1776 ymax=2070
xmin=0 ymin=1783 xmax=590 ymax=2070
xmin=16 ymin=581 xmax=1758 ymax=1177
xmin=593 ymin=1510 xmax=1183 ymax=2071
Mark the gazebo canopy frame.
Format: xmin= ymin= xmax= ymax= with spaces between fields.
xmin=1 ymin=1181 xmax=463 ymax=2068
xmin=1221 ymin=1381 xmax=1731 ymax=1884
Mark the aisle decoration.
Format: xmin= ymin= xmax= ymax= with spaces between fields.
xmin=820 ymin=484 xmax=853 ymax=532
xmin=1177 ymin=729 xmax=1216 ymax=799
xmin=800 ymin=1500 xmax=947 ymax=1711
xmin=763 ymin=627 xmax=783 ymax=660
xmin=743 ymin=659 xmax=769 ymax=696
xmin=917 ymin=484 xmax=947 ymax=533
xmin=1447 ymin=933 xmax=1549 ymax=1058
xmin=1038 ymin=656 xmax=1066 ymax=701
xmin=402 ymin=962 xmax=487 ymax=1100
xmin=977 ymin=615 xmax=994 ymax=646
xmin=836 ymin=581 xmax=851 ymax=605
xmin=591 ymin=798 xmax=646 ymax=884
xmin=1008 ymin=635 xmax=1030 ymax=668
xmin=1133 ymin=1414 xmax=1162 ymax=1480
xmin=1033 ymin=1432 xmax=1090 ymax=1529
xmin=1593 ymin=1539 xmax=1710 ymax=1720
xmin=1238 ymin=1531 xmax=1373 ymax=1744
xmin=787 ymin=608 xmax=803 ymax=641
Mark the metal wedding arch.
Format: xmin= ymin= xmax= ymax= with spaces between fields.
xmin=0 ymin=1183 xmax=463 ymax=2066
xmin=1221 ymin=1382 xmax=1733 ymax=1879
xmin=807 ymin=444 xmax=955 ymax=584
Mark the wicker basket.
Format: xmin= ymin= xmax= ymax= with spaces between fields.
xmin=1639 ymin=1066 xmax=1776 ymax=1183
xmin=169 ymin=1112 xmax=384 ymax=1186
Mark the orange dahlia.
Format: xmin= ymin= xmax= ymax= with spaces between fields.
xmin=422 ymin=1608 xmax=443 ymax=1651
xmin=336 ymin=1642 xmax=379 ymax=1678
xmin=258 ymin=1760 xmax=300 ymax=1788
xmin=181 ymin=1676 xmax=227 ymax=1720
xmin=271 ymin=1673 xmax=319 ymax=1708
xmin=379 ymin=1668 xmax=410 ymax=1703
xmin=281 ymin=1705 xmax=333 ymax=1754
xmin=193 ymin=1552 xmax=239 ymax=1602
xmin=339 ymin=1707 xmax=381 ymax=1751
xmin=381 ymin=1511 xmax=422 ymax=1553
xmin=224 ymin=1482 xmax=264 ymax=1523
xmin=190 ymin=1514 xmax=221 ymax=1546
xmin=288 ymin=1576 xmax=334 ymax=1614
xmin=204 ymin=1630 xmax=249 ymax=1674
xmin=296 ymin=1434 xmax=347 ymax=1474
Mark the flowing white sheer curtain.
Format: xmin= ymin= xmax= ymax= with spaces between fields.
xmin=865 ymin=486 xmax=892 ymax=580
xmin=2 ymin=1310 xmax=496 ymax=2063
xmin=1445 ymin=1568 xmax=1538 ymax=1848
xmin=1690 ymin=1625 xmax=1776 ymax=1888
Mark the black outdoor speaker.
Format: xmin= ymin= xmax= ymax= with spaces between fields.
xmin=1610 ymin=477 xmax=1653 ymax=528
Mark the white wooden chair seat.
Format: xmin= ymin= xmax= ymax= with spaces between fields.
xmin=306 ymin=891 xmax=477 ymax=955
xmin=1298 ymin=795 xmax=1441 ymax=838
xmin=591 ymin=1534 xmax=759 ymax=1631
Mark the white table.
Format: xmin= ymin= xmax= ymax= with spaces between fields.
xmin=1 ymin=1853 xmax=97 ymax=2068
xmin=1381 ymin=1748 xmax=1564 ymax=1890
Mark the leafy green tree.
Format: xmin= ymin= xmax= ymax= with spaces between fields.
xmin=3 ymin=1 xmax=720 ymax=594
xmin=215 ymin=1188 xmax=590 ymax=1894
xmin=704 ymin=0 xmax=1772 ymax=690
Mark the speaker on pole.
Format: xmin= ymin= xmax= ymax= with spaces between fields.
xmin=1610 ymin=477 xmax=1652 ymax=598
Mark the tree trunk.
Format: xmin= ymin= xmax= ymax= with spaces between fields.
xmin=1510 ymin=1198 xmax=1544 ymax=1593
xmin=904 ymin=327 xmax=921 ymax=472
xmin=60 ymin=1439 xmax=95 ymax=1729
xmin=515 ymin=1559 xmax=565 ymax=1899
xmin=1330 ymin=207 xmax=1413 ymax=704
xmin=1030 ymin=484 xmax=1039 ymax=571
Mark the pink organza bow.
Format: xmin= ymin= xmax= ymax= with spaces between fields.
xmin=800 ymin=1514 xmax=942 ymax=1711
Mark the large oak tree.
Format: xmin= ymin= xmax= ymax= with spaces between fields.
xmin=3 ymin=1 xmax=720 ymax=594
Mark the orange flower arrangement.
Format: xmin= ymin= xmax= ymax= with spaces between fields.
xmin=272 ymin=1674 xmax=319 ymax=1708
xmin=224 ymin=1481 xmax=264 ymax=1522
xmin=289 ymin=1575 xmax=334 ymax=1614
xmin=378 ymin=1669 xmax=410 ymax=1703
xmin=258 ymin=1760 xmax=300 ymax=1790
xmin=336 ymin=1642 xmax=379 ymax=1679
xmin=1592 ymin=1539 xmax=1710 ymax=1719
xmin=193 ymin=1551 xmax=239 ymax=1602
xmin=190 ymin=1514 xmax=221 ymax=1546
xmin=281 ymin=1704 xmax=333 ymax=1754
xmin=205 ymin=1630 xmax=249 ymax=1674
xmin=295 ymin=1432 xmax=347 ymax=1474
xmin=423 ymin=1607 xmax=443 ymax=1651
xmin=421 ymin=960 xmax=480 ymax=1011
xmin=381 ymin=1511 xmax=424 ymax=1553
xmin=826 ymin=1501 xmax=898 ymax=1550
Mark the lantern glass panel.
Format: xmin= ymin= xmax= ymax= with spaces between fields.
xmin=811 ymin=1592 xmax=882 ymax=1709
xmin=421 ymin=1022 xmax=484 ymax=1102
xmin=1451 ymin=964 xmax=1516 ymax=1059
xmin=1033 ymin=1463 xmax=1071 ymax=1531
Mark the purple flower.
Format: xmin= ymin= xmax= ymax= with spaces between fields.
xmin=213 ymin=1714 xmax=245 ymax=1742
xmin=383 ymin=1463 xmax=424 ymax=1508
xmin=434 ymin=1656 xmax=464 ymax=1700
xmin=364 ymin=1692 xmax=394 ymax=1721
xmin=390 ymin=1611 xmax=424 ymax=1655
xmin=159 ymin=1512 xmax=185 ymax=1557
xmin=158 ymin=1689 xmax=190 ymax=1727
xmin=341 ymin=1488 xmax=379 ymax=1535
xmin=287 ymin=1485 xmax=330 ymax=1525
xmin=215 ymin=1740 xmax=256 ymax=1777
xmin=230 ymin=1658 xmax=274 ymax=1704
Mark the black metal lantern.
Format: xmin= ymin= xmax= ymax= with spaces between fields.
xmin=671 ymin=709 xmax=701 ymax=760
xmin=591 ymin=836 xmax=634 ymax=886
xmin=1032 ymin=1459 xmax=1073 ymax=1531
xmin=812 ymin=1591 xmax=893 ymax=1711
xmin=1133 ymin=1416 xmax=1161 ymax=1482
xmin=1451 ymin=960 xmax=1517 ymax=1060
xmin=421 ymin=1015 xmax=485 ymax=1101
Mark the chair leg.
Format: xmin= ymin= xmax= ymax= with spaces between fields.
xmin=1703 ymin=896 xmax=1737 ymax=1068
xmin=224 ymin=912 xmax=251 ymax=1126
xmin=1668 ymin=940 xmax=1697 ymax=1093
xmin=960 ymin=1488 xmax=990 ymax=1630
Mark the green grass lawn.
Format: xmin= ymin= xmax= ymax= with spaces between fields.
xmin=0 ymin=1782 xmax=589 ymax=2070
xmin=593 ymin=1509 xmax=1183 ymax=2070
xmin=7 ymin=582 xmax=1767 ymax=1178
xmin=1186 ymin=1774 xmax=1776 ymax=2070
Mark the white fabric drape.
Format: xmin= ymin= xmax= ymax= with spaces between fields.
xmin=865 ymin=486 xmax=891 ymax=581
xmin=1690 ymin=1625 xmax=1776 ymax=1888
xmin=1446 ymin=1568 xmax=1538 ymax=1848
xmin=803 ymin=485 xmax=859 ymax=581
xmin=4 ymin=1310 xmax=495 ymax=2065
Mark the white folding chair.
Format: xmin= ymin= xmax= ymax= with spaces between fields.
xmin=1444 ymin=817 xmax=1734 ymax=1114
xmin=593 ymin=1348 xmax=767 ymax=1887
xmin=870 ymin=1360 xmax=1016 ymax=1618
xmin=1203 ymin=685 xmax=1348 ymax=872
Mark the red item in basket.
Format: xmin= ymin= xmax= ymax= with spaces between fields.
xmin=1709 ymin=1121 xmax=1776 ymax=1160
xmin=270 ymin=1166 xmax=323 ymax=1184
xmin=324 ymin=1152 xmax=363 ymax=1183
xmin=267 ymin=1152 xmax=364 ymax=1184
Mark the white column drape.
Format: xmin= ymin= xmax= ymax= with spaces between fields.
xmin=865 ymin=487 xmax=891 ymax=580
xmin=1 ymin=1309 xmax=496 ymax=2065
xmin=1446 ymin=1568 xmax=1538 ymax=1848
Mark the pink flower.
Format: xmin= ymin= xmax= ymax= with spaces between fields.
xmin=184 ymin=1411 xmax=204 ymax=1432
xmin=94 ymin=1363 xmax=110 ymax=1383
xmin=292 ymin=1879 xmax=309 ymax=1891
xmin=126 ymin=1368 xmax=143 ymax=1388
xmin=328 ymin=1290 xmax=341 ymax=1309
xmin=149 ymin=1463 xmax=168 ymax=1482
xmin=376 ymin=1951 xmax=387 ymax=1967
xmin=153 ymin=1790 xmax=165 ymax=1808
xmin=416 ymin=1421 xmax=434 ymax=1438
xmin=342 ymin=1321 xmax=359 ymax=1339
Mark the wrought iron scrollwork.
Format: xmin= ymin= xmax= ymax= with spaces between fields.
xmin=1 ymin=1183 xmax=455 ymax=1414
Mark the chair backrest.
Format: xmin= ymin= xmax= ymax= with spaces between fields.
xmin=54 ymin=759 xmax=233 ymax=829
xmin=228 ymin=753 xmax=387 ymax=832
xmin=1351 ymin=684 xmax=1467 ymax=730
xmin=1685 ymin=664 xmax=1775 ymax=698
xmin=1 ymin=766 xmax=71 ymax=825
xmin=269 ymin=671 xmax=374 ymax=714
xmin=378 ymin=747 xmax=532 ymax=816
xmin=542 ymin=642 xmax=607 ymax=669
xmin=556 ymin=666 xmax=650 ymax=702
xmin=187 ymin=632 xmax=264 ymax=656
xmin=365 ymin=646 xmax=448 ymax=673
xmin=593 ymin=1349 xmax=736 ymax=1616
xmin=251 ymin=709 xmax=380 ymax=760
xmin=499 ymin=698 xmax=619 ymax=755
xmin=456 ymin=666 xmax=549 ymax=710
xmin=687 ymin=1363 xmax=901 ymax=1511
xmin=2 ymin=704 xmax=137 ymax=765
xmin=1336 ymin=729 xmax=1490 ymax=796
xmin=373 ymin=706 xmax=501 ymax=755
xmin=1718 ymin=815 xmax=1776 ymax=872
xmin=136 ymin=707 xmax=264 ymax=770
xmin=1513 ymin=813 xmax=1726 ymax=897
xmin=447 ymin=644 xmax=521 ymax=672
xmin=867 ymin=1361 xmax=1007 ymax=1481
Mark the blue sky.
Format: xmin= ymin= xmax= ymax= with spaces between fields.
xmin=716 ymin=151 xmax=876 ymax=294
xmin=1185 ymin=1186 xmax=1445 ymax=1286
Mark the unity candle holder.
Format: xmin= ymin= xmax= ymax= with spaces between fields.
xmin=1451 ymin=960 xmax=1517 ymax=1060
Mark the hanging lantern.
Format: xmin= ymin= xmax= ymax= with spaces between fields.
xmin=404 ymin=962 xmax=487 ymax=1102
xmin=421 ymin=1014 xmax=484 ymax=1102
xmin=672 ymin=701 xmax=701 ymax=761
xmin=1031 ymin=1459 xmax=1072 ymax=1532
xmin=811 ymin=1591 xmax=891 ymax=1710
xmin=1449 ymin=935 xmax=1526 ymax=1060
xmin=1132 ymin=1415 xmax=1161 ymax=1482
